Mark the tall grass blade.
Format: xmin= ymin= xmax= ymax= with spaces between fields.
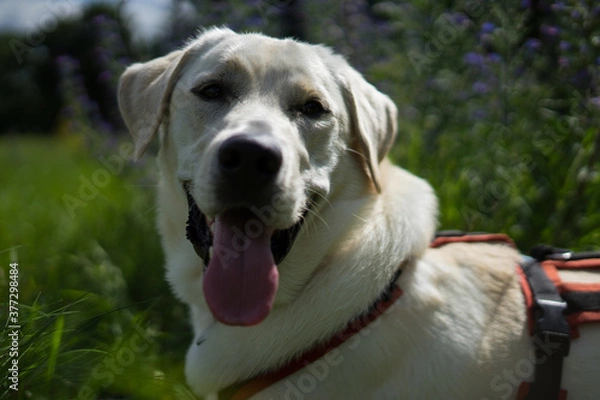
xmin=45 ymin=314 xmax=65 ymax=384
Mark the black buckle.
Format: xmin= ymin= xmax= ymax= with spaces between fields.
xmin=534 ymin=298 xmax=570 ymax=357
xmin=520 ymin=258 xmax=572 ymax=400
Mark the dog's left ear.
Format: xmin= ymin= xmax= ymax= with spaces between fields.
xmin=341 ymin=68 xmax=398 ymax=193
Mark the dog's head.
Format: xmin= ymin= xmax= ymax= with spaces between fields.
xmin=118 ymin=28 xmax=398 ymax=326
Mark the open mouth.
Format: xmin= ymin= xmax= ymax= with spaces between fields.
xmin=183 ymin=183 xmax=306 ymax=268
xmin=183 ymin=182 xmax=308 ymax=326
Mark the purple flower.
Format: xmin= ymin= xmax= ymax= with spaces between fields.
xmin=541 ymin=25 xmax=560 ymax=37
xmin=55 ymin=54 xmax=80 ymax=76
xmin=452 ymin=13 xmax=470 ymax=27
xmin=481 ymin=22 xmax=495 ymax=33
xmin=487 ymin=53 xmax=502 ymax=63
xmin=559 ymin=40 xmax=571 ymax=52
xmin=463 ymin=52 xmax=485 ymax=66
xmin=472 ymin=81 xmax=489 ymax=94
xmin=525 ymin=38 xmax=541 ymax=51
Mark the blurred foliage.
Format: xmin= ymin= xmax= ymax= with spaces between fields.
xmin=0 ymin=0 xmax=599 ymax=398
xmin=0 ymin=3 xmax=134 ymax=134
xmin=365 ymin=0 xmax=600 ymax=250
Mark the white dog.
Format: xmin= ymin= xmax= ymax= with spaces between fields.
xmin=118 ymin=28 xmax=600 ymax=399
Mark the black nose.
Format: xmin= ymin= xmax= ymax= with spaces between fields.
xmin=218 ymin=135 xmax=283 ymax=185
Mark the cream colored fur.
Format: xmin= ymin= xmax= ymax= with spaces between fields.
xmin=118 ymin=28 xmax=600 ymax=399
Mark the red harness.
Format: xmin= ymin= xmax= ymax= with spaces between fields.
xmin=219 ymin=232 xmax=600 ymax=400
xmin=434 ymin=232 xmax=600 ymax=400
xmin=515 ymin=247 xmax=600 ymax=400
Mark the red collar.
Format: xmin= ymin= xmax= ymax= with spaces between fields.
xmin=220 ymin=271 xmax=404 ymax=400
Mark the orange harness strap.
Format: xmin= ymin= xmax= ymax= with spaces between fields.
xmin=430 ymin=231 xmax=516 ymax=248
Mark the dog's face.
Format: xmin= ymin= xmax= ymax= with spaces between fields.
xmin=118 ymin=28 xmax=397 ymax=326
xmin=174 ymin=35 xmax=342 ymax=225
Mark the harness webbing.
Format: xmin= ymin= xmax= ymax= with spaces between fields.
xmin=431 ymin=230 xmax=516 ymax=248
xmin=517 ymin=245 xmax=600 ymax=400
xmin=518 ymin=258 xmax=571 ymax=400
xmin=214 ymin=232 xmax=599 ymax=400
xmin=435 ymin=232 xmax=600 ymax=400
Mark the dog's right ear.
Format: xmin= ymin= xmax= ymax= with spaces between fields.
xmin=118 ymin=50 xmax=190 ymax=160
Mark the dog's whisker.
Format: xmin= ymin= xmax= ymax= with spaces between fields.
xmin=306 ymin=188 xmax=333 ymax=210
xmin=132 ymin=205 xmax=159 ymax=220
xmin=345 ymin=147 xmax=368 ymax=162
xmin=351 ymin=213 xmax=367 ymax=223
xmin=124 ymin=184 xmax=159 ymax=188
xmin=302 ymin=192 xmax=330 ymax=232
xmin=305 ymin=207 xmax=329 ymax=232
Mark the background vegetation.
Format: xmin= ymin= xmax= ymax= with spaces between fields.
xmin=1 ymin=0 xmax=599 ymax=398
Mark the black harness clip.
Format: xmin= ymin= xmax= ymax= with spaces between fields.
xmin=534 ymin=298 xmax=571 ymax=357
xmin=520 ymin=258 xmax=571 ymax=400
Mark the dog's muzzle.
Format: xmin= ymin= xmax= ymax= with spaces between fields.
xmin=183 ymin=181 xmax=309 ymax=327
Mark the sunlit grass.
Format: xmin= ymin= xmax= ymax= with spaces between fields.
xmin=0 ymin=136 xmax=193 ymax=399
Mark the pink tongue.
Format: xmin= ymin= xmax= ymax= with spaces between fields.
xmin=203 ymin=209 xmax=278 ymax=326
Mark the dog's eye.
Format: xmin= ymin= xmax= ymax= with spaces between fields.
xmin=192 ymin=84 xmax=224 ymax=101
xmin=301 ymin=100 xmax=327 ymax=116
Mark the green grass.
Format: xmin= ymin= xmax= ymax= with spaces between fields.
xmin=0 ymin=136 xmax=194 ymax=399
xmin=1 ymin=130 xmax=598 ymax=398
